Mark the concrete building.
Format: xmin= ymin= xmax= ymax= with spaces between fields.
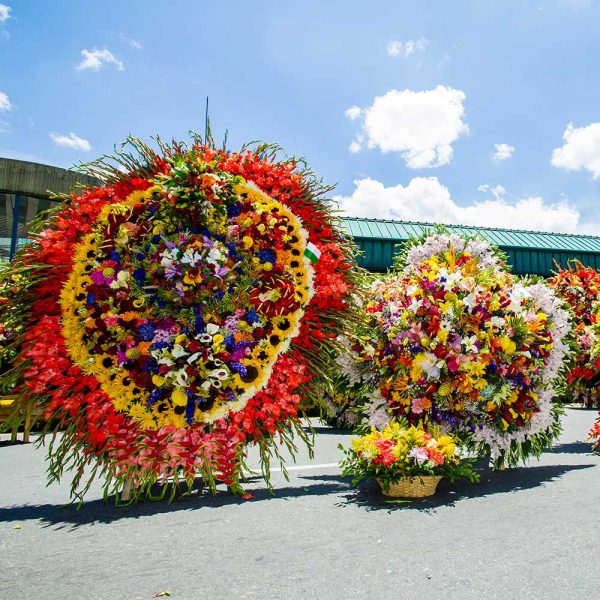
xmin=0 ymin=158 xmax=98 ymax=261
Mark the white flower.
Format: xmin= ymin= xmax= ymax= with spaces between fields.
xmin=206 ymin=323 xmax=220 ymax=335
xmin=366 ymin=391 xmax=391 ymax=430
xmin=181 ymin=248 xmax=203 ymax=266
xmin=172 ymin=344 xmax=188 ymax=358
xmin=489 ymin=316 xmax=505 ymax=328
xmin=407 ymin=298 xmax=423 ymax=313
xmin=417 ymin=352 xmax=443 ymax=380
xmin=464 ymin=335 xmax=478 ymax=353
xmin=462 ymin=292 xmax=477 ymax=312
xmin=174 ymin=369 xmax=190 ymax=388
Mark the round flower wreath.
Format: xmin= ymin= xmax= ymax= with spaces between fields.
xmin=0 ymin=137 xmax=358 ymax=502
xmin=338 ymin=232 xmax=571 ymax=465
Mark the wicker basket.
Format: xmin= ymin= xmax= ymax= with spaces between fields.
xmin=378 ymin=475 xmax=442 ymax=498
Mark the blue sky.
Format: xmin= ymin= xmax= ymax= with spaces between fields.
xmin=2 ymin=0 xmax=600 ymax=233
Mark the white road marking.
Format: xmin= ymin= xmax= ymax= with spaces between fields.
xmin=248 ymin=462 xmax=339 ymax=474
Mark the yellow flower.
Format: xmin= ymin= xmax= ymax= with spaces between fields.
xmin=171 ymin=388 xmax=188 ymax=406
xmin=499 ymin=336 xmax=516 ymax=354
xmin=437 ymin=382 xmax=452 ymax=396
xmin=183 ymin=272 xmax=203 ymax=285
xmin=468 ymin=361 xmax=486 ymax=377
xmin=152 ymin=374 xmax=166 ymax=387
xmin=129 ymin=403 xmax=149 ymax=422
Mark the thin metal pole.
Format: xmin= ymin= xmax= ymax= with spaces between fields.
xmin=9 ymin=192 xmax=20 ymax=260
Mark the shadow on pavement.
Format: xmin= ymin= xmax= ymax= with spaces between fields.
xmin=333 ymin=462 xmax=596 ymax=513
xmin=1 ymin=459 xmax=597 ymax=526
xmin=0 ymin=440 xmax=28 ymax=448
xmin=544 ymin=441 xmax=595 ymax=455
xmin=0 ymin=478 xmax=351 ymax=529
xmin=303 ymin=426 xmax=352 ymax=436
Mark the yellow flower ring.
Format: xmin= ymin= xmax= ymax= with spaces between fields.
xmin=60 ymin=176 xmax=314 ymax=429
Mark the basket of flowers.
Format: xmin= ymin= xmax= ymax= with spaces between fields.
xmin=339 ymin=421 xmax=479 ymax=498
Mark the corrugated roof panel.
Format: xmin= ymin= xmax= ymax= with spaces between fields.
xmin=341 ymin=217 xmax=600 ymax=253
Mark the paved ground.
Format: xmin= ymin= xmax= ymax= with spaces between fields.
xmin=1 ymin=407 xmax=599 ymax=600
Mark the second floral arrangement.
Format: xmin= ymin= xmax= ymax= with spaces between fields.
xmin=336 ymin=231 xmax=572 ymax=467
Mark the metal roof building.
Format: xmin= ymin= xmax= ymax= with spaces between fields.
xmin=341 ymin=217 xmax=600 ymax=276
xmin=2 ymin=156 xmax=600 ymax=278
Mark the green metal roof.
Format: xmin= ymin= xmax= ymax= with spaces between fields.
xmin=340 ymin=217 xmax=600 ymax=275
xmin=341 ymin=218 xmax=600 ymax=254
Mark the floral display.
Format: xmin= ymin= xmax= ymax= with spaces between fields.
xmin=589 ymin=414 xmax=600 ymax=453
xmin=338 ymin=232 xmax=571 ymax=466
xmin=0 ymin=136 xmax=358 ymax=502
xmin=550 ymin=261 xmax=600 ymax=407
xmin=339 ymin=421 xmax=479 ymax=491
xmin=0 ymin=275 xmax=23 ymax=385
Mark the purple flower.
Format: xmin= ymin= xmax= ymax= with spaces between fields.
xmin=409 ymin=447 xmax=429 ymax=464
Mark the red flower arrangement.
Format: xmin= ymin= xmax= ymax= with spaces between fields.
xmin=589 ymin=416 xmax=600 ymax=453
xmin=550 ymin=261 xmax=600 ymax=407
xmin=0 ymin=137 xmax=358 ymax=503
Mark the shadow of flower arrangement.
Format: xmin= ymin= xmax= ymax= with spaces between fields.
xmin=332 ymin=461 xmax=597 ymax=513
xmin=0 ymin=454 xmax=597 ymax=526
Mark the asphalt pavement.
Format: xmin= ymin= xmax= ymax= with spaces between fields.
xmin=1 ymin=407 xmax=599 ymax=600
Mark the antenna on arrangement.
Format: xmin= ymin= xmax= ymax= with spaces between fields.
xmin=204 ymin=97 xmax=209 ymax=143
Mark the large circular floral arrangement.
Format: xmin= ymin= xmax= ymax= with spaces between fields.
xmin=339 ymin=232 xmax=571 ymax=465
xmin=550 ymin=261 xmax=600 ymax=407
xmin=0 ymin=137 xmax=358 ymax=502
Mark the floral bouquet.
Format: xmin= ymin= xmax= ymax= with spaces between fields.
xmin=550 ymin=261 xmax=600 ymax=408
xmin=338 ymin=231 xmax=571 ymax=467
xmin=0 ymin=277 xmax=22 ymax=385
xmin=588 ymin=415 xmax=600 ymax=453
xmin=339 ymin=421 xmax=479 ymax=496
xmin=0 ymin=135 xmax=359 ymax=503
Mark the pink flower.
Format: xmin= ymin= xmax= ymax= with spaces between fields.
xmin=447 ymin=355 xmax=460 ymax=372
xmin=411 ymin=397 xmax=424 ymax=414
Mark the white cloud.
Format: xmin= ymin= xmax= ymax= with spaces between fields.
xmin=492 ymin=143 xmax=514 ymax=162
xmin=387 ymin=38 xmax=428 ymax=57
xmin=119 ymin=33 xmax=142 ymax=50
xmin=0 ymin=91 xmax=11 ymax=111
xmin=76 ymin=48 xmax=124 ymax=71
xmin=49 ymin=132 xmax=92 ymax=152
xmin=551 ymin=122 xmax=600 ymax=178
xmin=348 ymin=85 xmax=468 ymax=169
xmin=387 ymin=40 xmax=402 ymax=57
xmin=0 ymin=4 xmax=10 ymax=23
xmin=333 ymin=177 xmax=584 ymax=233
xmin=345 ymin=105 xmax=362 ymax=120
xmin=348 ymin=133 xmax=364 ymax=153
xmin=477 ymin=183 xmax=506 ymax=200
xmin=348 ymin=141 xmax=362 ymax=154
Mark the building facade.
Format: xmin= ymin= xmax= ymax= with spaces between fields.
xmin=0 ymin=158 xmax=97 ymax=261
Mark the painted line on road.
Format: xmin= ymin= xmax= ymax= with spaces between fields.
xmin=248 ymin=462 xmax=339 ymax=474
